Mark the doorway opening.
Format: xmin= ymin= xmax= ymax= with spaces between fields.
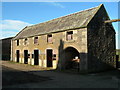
xmin=24 ymin=50 xmax=28 ymax=64
xmin=46 ymin=49 xmax=53 ymax=67
xmin=16 ymin=50 xmax=19 ymax=63
xmin=63 ymin=47 xmax=80 ymax=70
xmin=34 ymin=50 xmax=39 ymax=65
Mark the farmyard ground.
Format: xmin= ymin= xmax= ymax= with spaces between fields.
xmin=1 ymin=61 xmax=120 ymax=89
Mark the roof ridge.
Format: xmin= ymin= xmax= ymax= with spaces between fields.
xmin=28 ymin=4 xmax=101 ymax=28
xmin=13 ymin=4 xmax=103 ymax=40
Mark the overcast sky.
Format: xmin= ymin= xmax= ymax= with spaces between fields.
xmin=1 ymin=2 xmax=119 ymax=49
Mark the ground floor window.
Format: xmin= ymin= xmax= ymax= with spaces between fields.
xmin=53 ymin=54 xmax=56 ymax=60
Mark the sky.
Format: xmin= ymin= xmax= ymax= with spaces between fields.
xmin=1 ymin=2 xmax=119 ymax=49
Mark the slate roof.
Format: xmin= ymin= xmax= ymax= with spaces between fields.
xmin=13 ymin=4 xmax=103 ymax=40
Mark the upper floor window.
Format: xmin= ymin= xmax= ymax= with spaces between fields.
xmin=47 ymin=34 xmax=52 ymax=43
xmin=66 ymin=31 xmax=73 ymax=40
xmin=17 ymin=40 xmax=19 ymax=46
xmin=24 ymin=38 xmax=28 ymax=45
xmin=34 ymin=37 xmax=38 ymax=44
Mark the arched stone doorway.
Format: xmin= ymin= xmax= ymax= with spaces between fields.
xmin=61 ymin=47 xmax=80 ymax=70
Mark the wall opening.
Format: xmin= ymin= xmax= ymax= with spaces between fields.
xmin=34 ymin=37 xmax=38 ymax=44
xmin=17 ymin=40 xmax=19 ymax=46
xmin=24 ymin=38 xmax=28 ymax=45
xmin=62 ymin=47 xmax=80 ymax=70
xmin=116 ymin=55 xmax=120 ymax=68
xmin=46 ymin=49 xmax=53 ymax=67
xmin=16 ymin=50 xmax=19 ymax=62
xmin=47 ymin=34 xmax=53 ymax=43
xmin=34 ymin=50 xmax=39 ymax=65
xmin=66 ymin=31 xmax=73 ymax=40
xmin=24 ymin=50 xmax=28 ymax=64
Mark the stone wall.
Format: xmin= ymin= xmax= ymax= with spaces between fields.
xmin=12 ymin=28 xmax=88 ymax=71
xmin=87 ymin=5 xmax=116 ymax=72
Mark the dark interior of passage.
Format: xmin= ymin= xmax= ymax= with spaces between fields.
xmin=116 ymin=55 xmax=120 ymax=68
xmin=24 ymin=50 xmax=28 ymax=64
xmin=34 ymin=50 xmax=39 ymax=65
xmin=63 ymin=47 xmax=80 ymax=70
xmin=47 ymin=49 xmax=53 ymax=67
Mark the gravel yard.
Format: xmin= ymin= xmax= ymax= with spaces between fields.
xmin=1 ymin=61 xmax=120 ymax=89
xmin=2 ymin=66 xmax=52 ymax=87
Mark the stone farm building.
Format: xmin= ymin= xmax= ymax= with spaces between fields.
xmin=11 ymin=4 xmax=116 ymax=72
xmin=0 ymin=37 xmax=13 ymax=60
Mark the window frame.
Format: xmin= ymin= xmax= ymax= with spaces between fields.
xmin=17 ymin=40 xmax=19 ymax=46
xmin=52 ymin=54 xmax=56 ymax=60
xmin=66 ymin=31 xmax=73 ymax=41
xmin=34 ymin=36 xmax=38 ymax=44
xmin=24 ymin=38 xmax=28 ymax=45
xmin=47 ymin=34 xmax=53 ymax=43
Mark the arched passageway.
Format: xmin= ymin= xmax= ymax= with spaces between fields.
xmin=61 ymin=47 xmax=80 ymax=70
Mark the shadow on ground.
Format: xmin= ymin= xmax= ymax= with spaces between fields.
xmin=2 ymin=65 xmax=120 ymax=88
xmin=2 ymin=66 xmax=52 ymax=87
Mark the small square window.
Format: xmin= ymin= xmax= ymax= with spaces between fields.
xmin=47 ymin=34 xmax=53 ymax=43
xmin=32 ymin=54 xmax=34 ymax=58
xmin=34 ymin=37 xmax=38 ymax=44
xmin=28 ymin=54 xmax=30 ymax=58
xmin=53 ymin=54 xmax=56 ymax=60
xmin=66 ymin=31 xmax=73 ymax=40
xmin=24 ymin=38 xmax=27 ymax=45
xmin=17 ymin=40 xmax=19 ymax=46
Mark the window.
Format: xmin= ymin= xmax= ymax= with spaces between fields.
xmin=28 ymin=54 xmax=30 ymax=58
xmin=52 ymin=54 xmax=56 ymax=60
xmin=24 ymin=38 xmax=28 ymax=45
xmin=17 ymin=40 xmax=19 ymax=46
xmin=66 ymin=31 xmax=73 ymax=40
xmin=32 ymin=54 xmax=34 ymax=58
xmin=34 ymin=37 xmax=38 ymax=44
xmin=47 ymin=34 xmax=53 ymax=43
